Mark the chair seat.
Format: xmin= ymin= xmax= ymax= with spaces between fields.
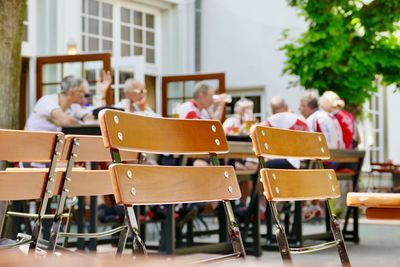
xmin=347 ymin=192 xmax=400 ymax=208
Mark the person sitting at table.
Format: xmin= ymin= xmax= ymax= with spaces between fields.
xmin=263 ymin=96 xmax=309 ymax=169
xmin=299 ymin=92 xmax=344 ymax=149
xmin=223 ymin=98 xmax=254 ymax=135
xmin=176 ymin=81 xmax=226 ymax=121
xmin=319 ymin=91 xmax=360 ymax=150
xmin=24 ymin=73 xmax=111 ymax=132
xmin=115 ymin=79 xmax=159 ymax=117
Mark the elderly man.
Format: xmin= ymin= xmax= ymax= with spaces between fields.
xmin=177 ymin=82 xmax=225 ymax=121
xmin=299 ymin=92 xmax=344 ymax=149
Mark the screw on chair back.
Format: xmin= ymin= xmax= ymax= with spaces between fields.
xmin=44 ymin=134 xmax=139 ymax=253
xmin=250 ymin=126 xmax=350 ymax=267
xmin=0 ymin=129 xmax=64 ymax=249
xmin=99 ymin=109 xmax=245 ymax=261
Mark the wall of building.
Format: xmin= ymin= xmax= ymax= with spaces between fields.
xmin=200 ymin=0 xmax=307 ymax=115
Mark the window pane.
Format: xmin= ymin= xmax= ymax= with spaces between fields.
xmin=43 ymin=63 xmax=61 ymax=83
xmin=167 ymin=99 xmax=184 ymax=117
xmin=134 ymin=11 xmax=143 ymax=26
xmin=82 ymin=0 xmax=86 ymax=13
xmin=88 ymin=37 xmax=99 ymax=51
xmin=24 ymin=6 xmax=28 ymax=21
xmin=146 ymin=14 xmax=154 ymax=28
xmin=88 ymin=0 xmax=99 ymax=16
xmin=103 ymin=40 xmax=112 ymax=51
xmin=23 ymin=25 xmax=28 ymax=42
xmin=82 ymin=35 xmax=86 ymax=51
xmin=134 ymin=28 xmax=142 ymax=43
xmin=167 ymin=82 xmax=183 ymax=98
xmin=43 ymin=85 xmax=59 ymax=95
xmin=88 ymin=18 xmax=99 ymax=34
xmin=121 ymin=25 xmax=130 ymax=41
xmin=121 ymin=43 xmax=130 ymax=56
xmin=82 ymin=17 xmax=86 ymax=32
xmin=63 ymin=62 xmax=82 ymax=78
xmin=84 ymin=69 xmax=96 ymax=82
xmin=119 ymin=71 xmax=134 ymax=84
xmin=121 ymin=7 xmax=130 ymax=23
xmin=102 ymin=2 xmax=112 ymax=19
xmin=146 ymin=48 xmax=155 ymax=63
xmin=134 ymin=46 xmax=142 ymax=56
xmin=146 ymin=31 xmax=154 ymax=46
xmin=185 ymin=81 xmax=196 ymax=97
xmin=102 ymin=21 xmax=112 ymax=37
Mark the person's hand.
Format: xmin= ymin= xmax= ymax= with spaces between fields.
xmin=96 ymin=70 xmax=112 ymax=97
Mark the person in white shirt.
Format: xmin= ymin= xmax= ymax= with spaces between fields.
xmin=264 ymin=96 xmax=309 ymax=169
xmin=299 ymin=92 xmax=344 ymax=149
xmin=25 ymin=73 xmax=111 ymax=132
xmin=115 ymin=79 xmax=159 ymax=118
xmin=223 ymin=98 xmax=254 ymax=135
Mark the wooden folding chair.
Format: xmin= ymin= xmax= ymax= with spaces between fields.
xmin=99 ymin=109 xmax=246 ymax=262
xmin=43 ymin=135 xmax=138 ymax=253
xmin=347 ymin=192 xmax=400 ymax=220
xmin=250 ymin=126 xmax=350 ymax=267
xmin=0 ymin=129 xmax=64 ymax=249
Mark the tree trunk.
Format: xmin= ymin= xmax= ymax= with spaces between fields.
xmin=0 ymin=0 xmax=26 ymax=129
xmin=0 ymin=0 xmax=26 ymax=235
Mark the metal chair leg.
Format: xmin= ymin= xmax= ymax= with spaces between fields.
xmin=222 ymin=200 xmax=246 ymax=258
xmin=125 ymin=206 xmax=147 ymax=256
xmin=326 ymin=200 xmax=351 ymax=267
xmin=116 ymin=224 xmax=129 ymax=255
xmin=270 ymin=201 xmax=293 ymax=265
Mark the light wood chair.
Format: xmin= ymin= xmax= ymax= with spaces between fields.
xmin=99 ymin=109 xmax=246 ymax=262
xmin=250 ymin=126 xmax=350 ymax=267
xmin=347 ymin=192 xmax=400 ymax=220
xmin=44 ymin=134 xmax=138 ymax=253
xmin=0 ymin=129 xmax=64 ymax=249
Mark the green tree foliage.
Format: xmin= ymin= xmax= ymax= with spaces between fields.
xmin=281 ymin=0 xmax=400 ymax=105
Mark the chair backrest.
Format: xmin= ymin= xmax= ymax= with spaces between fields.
xmin=260 ymin=169 xmax=340 ymax=201
xmin=99 ymin=109 xmax=228 ymax=154
xmin=60 ymin=135 xmax=138 ymax=162
xmin=0 ymin=129 xmax=63 ymax=162
xmin=109 ymin=164 xmax=240 ymax=205
xmin=0 ymin=129 xmax=63 ymax=201
xmin=250 ymin=126 xmax=330 ymax=159
xmin=251 ymin=126 xmax=339 ymax=201
xmin=0 ymin=170 xmax=63 ymax=201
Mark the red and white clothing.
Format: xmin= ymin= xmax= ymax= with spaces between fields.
xmin=334 ymin=110 xmax=355 ymax=150
xmin=223 ymin=116 xmax=241 ymax=135
xmin=265 ymin=112 xmax=309 ymax=131
xmin=264 ymin=112 xmax=309 ymax=168
xmin=177 ymin=100 xmax=210 ymax=119
xmin=307 ymin=110 xmax=344 ymax=149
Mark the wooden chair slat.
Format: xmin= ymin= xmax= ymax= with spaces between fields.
xmin=365 ymin=208 xmax=400 ymax=220
xmin=0 ymin=171 xmax=48 ymax=201
xmin=99 ymin=109 xmax=228 ymax=154
xmin=347 ymin=192 xmax=400 ymax=208
xmin=67 ymin=170 xmax=113 ymax=197
xmin=251 ymin=126 xmax=330 ymax=159
xmin=109 ymin=164 xmax=240 ymax=205
xmin=61 ymin=135 xmax=138 ymax=162
xmin=260 ymin=169 xmax=340 ymax=201
xmin=0 ymin=130 xmax=62 ymax=162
